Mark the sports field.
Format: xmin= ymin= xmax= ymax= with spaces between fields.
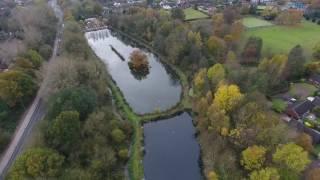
xmin=184 ymin=8 xmax=209 ymax=20
xmin=243 ymin=20 xmax=320 ymax=57
xmin=242 ymin=17 xmax=274 ymax=28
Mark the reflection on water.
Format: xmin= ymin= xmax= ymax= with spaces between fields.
xmin=143 ymin=112 xmax=202 ymax=180
xmin=85 ymin=29 xmax=182 ymax=114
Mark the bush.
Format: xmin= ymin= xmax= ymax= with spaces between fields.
xmin=272 ymin=99 xmax=287 ymax=113
xmin=111 ymin=128 xmax=126 ymax=143
xmin=312 ymin=19 xmax=316 ymax=22
xmin=318 ymin=20 xmax=320 ymax=25
xmin=118 ymin=148 xmax=129 ymax=160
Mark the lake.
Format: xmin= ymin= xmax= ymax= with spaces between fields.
xmin=143 ymin=112 xmax=202 ymax=180
xmin=85 ymin=29 xmax=182 ymax=114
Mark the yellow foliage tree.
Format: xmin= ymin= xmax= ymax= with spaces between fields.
xmin=241 ymin=145 xmax=267 ymax=171
xmin=213 ymin=84 xmax=243 ymax=112
xmin=249 ymin=167 xmax=280 ymax=180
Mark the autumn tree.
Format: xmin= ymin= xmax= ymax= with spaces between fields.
xmin=273 ymin=143 xmax=310 ymax=175
xmin=0 ymin=70 xmax=36 ymax=107
xmin=295 ymin=133 xmax=314 ymax=152
xmin=286 ymin=45 xmax=306 ymax=80
xmin=128 ymin=50 xmax=149 ymax=73
xmin=207 ymin=36 xmax=227 ymax=63
xmin=212 ymin=13 xmax=224 ymax=37
xmin=249 ymin=167 xmax=280 ymax=180
xmin=207 ymin=63 xmax=225 ymax=89
xmin=46 ymin=111 xmax=81 ymax=154
xmin=306 ymin=168 xmax=320 ymax=180
xmin=241 ymin=145 xmax=267 ymax=171
xmin=213 ymin=84 xmax=243 ymax=113
xmin=258 ymin=54 xmax=288 ymax=90
xmin=241 ymin=36 xmax=263 ymax=64
xmin=194 ymin=68 xmax=207 ymax=93
xmin=206 ymin=103 xmax=230 ymax=135
xmin=207 ymin=171 xmax=219 ymax=180
xmin=276 ymin=9 xmax=303 ymax=25
xmin=8 ymin=148 xmax=64 ymax=179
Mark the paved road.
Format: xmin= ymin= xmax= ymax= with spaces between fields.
xmin=0 ymin=0 xmax=63 ymax=178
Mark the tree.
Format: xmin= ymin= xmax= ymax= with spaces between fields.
xmin=258 ymin=54 xmax=288 ymax=90
xmin=241 ymin=145 xmax=267 ymax=171
xmin=8 ymin=148 xmax=64 ymax=179
xmin=207 ymin=36 xmax=227 ymax=63
xmin=306 ymin=168 xmax=320 ymax=180
xmin=208 ymin=171 xmax=219 ymax=180
xmin=213 ymin=84 xmax=243 ymax=113
xmin=205 ymin=103 xmax=230 ymax=135
xmin=171 ymin=8 xmax=185 ymax=20
xmin=194 ymin=68 xmax=207 ymax=93
xmin=24 ymin=49 xmax=43 ymax=69
xmin=276 ymin=9 xmax=303 ymax=25
xmin=111 ymin=128 xmax=126 ymax=143
xmin=212 ymin=13 xmax=224 ymax=37
xmin=295 ymin=133 xmax=314 ymax=152
xmin=249 ymin=167 xmax=280 ymax=180
xmin=207 ymin=63 xmax=225 ymax=88
xmin=0 ymin=70 xmax=36 ymax=107
xmin=287 ymin=45 xmax=306 ymax=80
xmin=273 ymin=143 xmax=310 ymax=174
xmin=241 ymin=36 xmax=263 ymax=64
xmin=128 ymin=50 xmax=149 ymax=72
xmin=313 ymin=42 xmax=320 ymax=60
xmin=48 ymin=86 xmax=97 ymax=120
xmin=47 ymin=111 xmax=81 ymax=154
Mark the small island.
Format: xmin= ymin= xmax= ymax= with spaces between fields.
xmin=128 ymin=50 xmax=149 ymax=72
xmin=128 ymin=50 xmax=150 ymax=80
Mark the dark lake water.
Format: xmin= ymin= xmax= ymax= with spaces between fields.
xmin=143 ymin=112 xmax=202 ymax=180
xmin=85 ymin=29 xmax=182 ymax=114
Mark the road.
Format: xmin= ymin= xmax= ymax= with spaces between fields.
xmin=0 ymin=0 xmax=63 ymax=178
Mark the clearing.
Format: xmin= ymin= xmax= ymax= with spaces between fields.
xmin=242 ymin=17 xmax=274 ymax=28
xmin=243 ymin=20 xmax=320 ymax=58
xmin=288 ymin=83 xmax=317 ymax=99
xmin=184 ymin=8 xmax=209 ymax=21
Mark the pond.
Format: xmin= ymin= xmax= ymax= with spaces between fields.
xmin=85 ymin=29 xmax=182 ymax=114
xmin=143 ymin=112 xmax=202 ymax=180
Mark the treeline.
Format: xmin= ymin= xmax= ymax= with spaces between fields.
xmin=0 ymin=1 xmax=57 ymax=154
xmin=109 ymin=7 xmax=243 ymax=74
xmin=7 ymin=0 xmax=131 ymax=179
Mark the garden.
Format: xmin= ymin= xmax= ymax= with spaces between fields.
xmin=183 ymin=8 xmax=209 ymax=21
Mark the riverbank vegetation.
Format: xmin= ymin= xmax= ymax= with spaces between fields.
xmin=7 ymin=1 xmax=132 ymax=179
xmin=0 ymin=0 xmax=57 ymax=155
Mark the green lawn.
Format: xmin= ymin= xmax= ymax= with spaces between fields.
xmin=242 ymin=17 xmax=274 ymax=28
xmin=289 ymin=83 xmax=317 ymax=99
xmin=184 ymin=8 xmax=209 ymax=20
xmin=243 ymin=20 xmax=320 ymax=58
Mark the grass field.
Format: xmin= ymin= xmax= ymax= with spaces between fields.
xmin=289 ymin=83 xmax=317 ymax=99
xmin=243 ymin=20 xmax=320 ymax=58
xmin=184 ymin=8 xmax=209 ymax=20
xmin=242 ymin=17 xmax=274 ymax=28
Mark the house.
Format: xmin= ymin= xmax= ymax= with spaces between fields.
xmin=309 ymin=74 xmax=320 ymax=86
xmin=0 ymin=63 xmax=8 ymax=72
xmin=286 ymin=100 xmax=314 ymax=119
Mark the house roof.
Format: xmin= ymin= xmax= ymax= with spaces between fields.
xmin=310 ymin=74 xmax=320 ymax=83
xmin=312 ymin=96 xmax=320 ymax=107
xmin=289 ymin=100 xmax=314 ymax=117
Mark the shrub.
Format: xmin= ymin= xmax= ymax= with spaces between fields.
xmin=118 ymin=148 xmax=129 ymax=160
xmin=272 ymin=99 xmax=287 ymax=113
